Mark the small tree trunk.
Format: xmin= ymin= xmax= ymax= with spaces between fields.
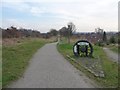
xmin=67 ymin=29 xmax=71 ymax=44
xmin=68 ymin=36 xmax=70 ymax=44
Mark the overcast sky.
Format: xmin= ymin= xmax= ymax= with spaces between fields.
xmin=0 ymin=0 xmax=119 ymax=33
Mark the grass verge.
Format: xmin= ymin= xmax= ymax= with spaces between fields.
xmin=106 ymin=44 xmax=120 ymax=54
xmin=57 ymin=43 xmax=118 ymax=88
xmin=2 ymin=38 xmax=48 ymax=87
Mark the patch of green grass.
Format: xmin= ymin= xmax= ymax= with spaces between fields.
xmin=2 ymin=38 xmax=48 ymax=87
xmin=57 ymin=43 xmax=118 ymax=88
xmin=93 ymin=45 xmax=118 ymax=87
xmin=58 ymin=43 xmax=73 ymax=56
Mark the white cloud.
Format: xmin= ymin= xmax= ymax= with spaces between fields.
xmin=1 ymin=0 xmax=119 ymax=32
xmin=30 ymin=7 xmax=44 ymax=16
xmin=2 ymin=0 xmax=96 ymax=3
xmin=2 ymin=1 xmax=30 ymax=12
xmin=2 ymin=19 xmax=29 ymax=28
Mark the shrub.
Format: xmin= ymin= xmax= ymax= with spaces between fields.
xmin=95 ymin=41 xmax=104 ymax=47
xmin=109 ymin=36 xmax=116 ymax=44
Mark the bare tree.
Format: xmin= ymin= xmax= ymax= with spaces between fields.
xmin=67 ymin=22 xmax=76 ymax=43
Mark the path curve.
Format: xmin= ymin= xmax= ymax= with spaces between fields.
xmin=8 ymin=43 xmax=96 ymax=88
xmin=103 ymin=47 xmax=118 ymax=63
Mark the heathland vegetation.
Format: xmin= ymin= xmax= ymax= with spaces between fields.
xmin=1 ymin=22 xmax=119 ymax=88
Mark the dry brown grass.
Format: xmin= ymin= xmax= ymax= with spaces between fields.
xmin=2 ymin=36 xmax=57 ymax=46
xmin=2 ymin=38 xmax=22 ymax=46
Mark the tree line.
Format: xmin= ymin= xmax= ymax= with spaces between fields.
xmin=1 ymin=22 xmax=76 ymax=43
xmin=2 ymin=26 xmax=41 ymax=38
xmin=1 ymin=22 xmax=119 ymax=45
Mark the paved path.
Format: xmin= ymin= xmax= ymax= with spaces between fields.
xmin=103 ymin=47 xmax=118 ymax=63
xmin=8 ymin=43 xmax=96 ymax=88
